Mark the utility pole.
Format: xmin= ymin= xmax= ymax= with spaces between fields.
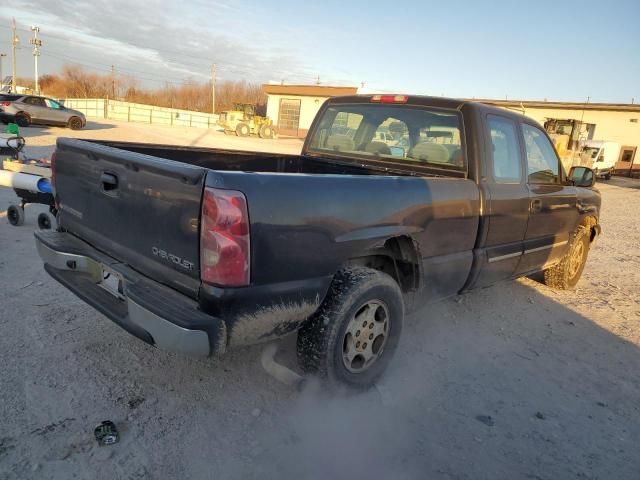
xmin=111 ymin=64 xmax=116 ymax=98
xmin=30 ymin=25 xmax=42 ymax=94
xmin=11 ymin=18 xmax=19 ymax=93
xmin=211 ymin=64 xmax=216 ymax=114
xmin=0 ymin=53 xmax=6 ymax=89
xmin=315 ymin=75 xmax=320 ymax=85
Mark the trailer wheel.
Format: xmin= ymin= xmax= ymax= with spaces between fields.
xmin=7 ymin=204 xmax=25 ymax=226
xmin=236 ymin=123 xmax=250 ymax=137
xmin=297 ymin=267 xmax=404 ymax=389
xmin=37 ymin=212 xmax=53 ymax=230
xmin=259 ymin=124 xmax=274 ymax=139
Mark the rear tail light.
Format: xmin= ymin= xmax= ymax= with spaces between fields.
xmin=0 ymin=101 xmax=10 ymax=107
xmin=371 ymin=95 xmax=409 ymax=104
xmin=200 ymin=187 xmax=250 ymax=286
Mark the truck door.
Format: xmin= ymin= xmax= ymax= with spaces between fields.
xmin=472 ymin=114 xmax=530 ymax=288
xmin=516 ymin=122 xmax=578 ymax=274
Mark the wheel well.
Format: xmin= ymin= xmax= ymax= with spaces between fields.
xmin=344 ymin=236 xmax=420 ymax=292
xmin=580 ymin=216 xmax=599 ymax=242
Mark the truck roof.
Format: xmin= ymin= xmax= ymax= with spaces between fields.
xmin=328 ymin=94 xmax=536 ymax=122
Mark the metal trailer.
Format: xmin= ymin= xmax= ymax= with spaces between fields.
xmin=1 ymin=136 xmax=56 ymax=228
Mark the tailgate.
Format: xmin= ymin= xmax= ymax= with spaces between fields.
xmin=54 ymin=138 xmax=206 ymax=296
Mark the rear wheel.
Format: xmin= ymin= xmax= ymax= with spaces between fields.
xmin=14 ymin=113 xmax=30 ymax=127
xmin=7 ymin=205 xmax=25 ymax=226
xmin=297 ymin=267 xmax=404 ymax=389
xmin=236 ymin=123 xmax=250 ymax=137
xmin=543 ymin=226 xmax=590 ymax=289
xmin=68 ymin=116 xmax=83 ymax=130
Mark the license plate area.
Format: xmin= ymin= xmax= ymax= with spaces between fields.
xmin=99 ymin=266 xmax=124 ymax=300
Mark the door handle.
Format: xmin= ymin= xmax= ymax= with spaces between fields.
xmin=100 ymin=172 xmax=118 ymax=192
xmin=530 ymin=198 xmax=542 ymax=214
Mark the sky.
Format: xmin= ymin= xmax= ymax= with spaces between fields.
xmin=0 ymin=0 xmax=638 ymax=102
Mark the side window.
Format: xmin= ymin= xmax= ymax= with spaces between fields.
xmin=522 ymin=123 xmax=560 ymax=184
xmin=487 ymin=115 xmax=521 ymax=182
xmin=45 ymin=98 xmax=62 ymax=109
xmin=25 ymin=97 xmax=45 ymax=107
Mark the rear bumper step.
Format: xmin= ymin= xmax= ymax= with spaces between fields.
xmin=35 ymin=230 xmax=227 ymax=357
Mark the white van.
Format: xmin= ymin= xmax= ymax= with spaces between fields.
xmin=580 ymin=140 xmax=620 ymax=180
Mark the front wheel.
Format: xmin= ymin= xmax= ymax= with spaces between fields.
xmin=543 ymin=226 xmax=590 ymax=289
xmin=297 ymin=267 xmax=404 ymax=389
xmin=68 ymin=116 xmax=83 ymax=130
xmin=259 ymin=124 xmax=274 ymax=139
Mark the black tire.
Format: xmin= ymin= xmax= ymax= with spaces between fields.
xmin=259 ymin=124 xmax=274 ymax=139
xmin=68 ymin=117 xmax=83 ymax=130
xmin=543 ymin=226 xmax=590 ymax=289
xmin=297 ymin=267 xmax=404 ymax=389
xmin=236 ymin=123 xmax=250 ymax=137
xmin=37 ymin=212 xmax=53 ymax=230
xmin=14 ymin=113 xmax=30 ymax=127
xmin=7 ymin=205 xmax=25 ymax=226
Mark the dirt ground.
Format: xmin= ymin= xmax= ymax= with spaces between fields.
xmin=1 ymin=121 xmax=639 ymax=480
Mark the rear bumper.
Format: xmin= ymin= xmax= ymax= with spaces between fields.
xmin=0 ymin=112 xmax=15 ymax=122
xmin=35 ymin=231 xmax=227 ymax=357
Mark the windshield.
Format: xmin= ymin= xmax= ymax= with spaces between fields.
xmin=581 ymin=146 xmax=601 ymax=159
xmin=307 ymin=104 xmax=465 ymax=171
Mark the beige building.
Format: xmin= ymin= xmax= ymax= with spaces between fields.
xmin=263 ymin=84 xmax=358 ymax=137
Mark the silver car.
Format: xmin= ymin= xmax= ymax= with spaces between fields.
xmin=0 ymin=94 xmax=86 ymax=130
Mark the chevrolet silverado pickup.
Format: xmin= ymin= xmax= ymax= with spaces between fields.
xmin=35 ymin=95 xmax=601 ymax=388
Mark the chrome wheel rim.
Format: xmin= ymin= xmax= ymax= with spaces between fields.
xmin=568 ymin=240 xmax=585 ymax=279
xmin=342 ymin=300 xmax=389 ymax=373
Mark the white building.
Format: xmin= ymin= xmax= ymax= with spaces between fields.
xmin=263 ymin=84 xmax=358 ymax=137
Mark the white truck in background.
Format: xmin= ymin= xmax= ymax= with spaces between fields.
xmin=580 ymin=140 xmax=619 ymax=180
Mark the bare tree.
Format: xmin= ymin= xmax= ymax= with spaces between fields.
xmin=38 ymin=65 xmax=266 ymax=114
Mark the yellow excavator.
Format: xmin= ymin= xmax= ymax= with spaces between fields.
xmin=217 ymin=103 xmax=275 ymax=139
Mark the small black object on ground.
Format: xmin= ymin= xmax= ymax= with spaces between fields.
xmin=94 ymin=421 xmax=119 ymax=446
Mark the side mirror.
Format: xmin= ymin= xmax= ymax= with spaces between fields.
xmin=568 ymin=166 xmax=595 ymax=187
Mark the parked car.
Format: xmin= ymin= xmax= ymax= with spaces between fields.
xmin=35 ymin=94 xmax=601 ymax=388
xmin=0 ymin=94 xmax=86 ymax=129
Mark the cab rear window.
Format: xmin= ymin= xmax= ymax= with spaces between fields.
xmin=307 ymin=104 xmax=465 ymax=172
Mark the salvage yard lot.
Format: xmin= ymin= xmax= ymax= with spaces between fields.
xmin=1 ymin=121 xmax=639 ymax=479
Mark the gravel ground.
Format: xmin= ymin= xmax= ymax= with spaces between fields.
xmin=1 ymin=121 xmax=639 ymax=479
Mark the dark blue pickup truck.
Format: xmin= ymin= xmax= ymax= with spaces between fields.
xmin=35 ymin=95 xmax=601 ymax=388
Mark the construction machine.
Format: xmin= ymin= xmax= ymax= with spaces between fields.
xmin=217 ymin=103 xmax=275 ymax=139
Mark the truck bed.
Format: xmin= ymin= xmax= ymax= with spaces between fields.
xmin=87 ymin=140 xmax=393 ymax=176
xmin=53 ymin=137 xmax=479 ymax=342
